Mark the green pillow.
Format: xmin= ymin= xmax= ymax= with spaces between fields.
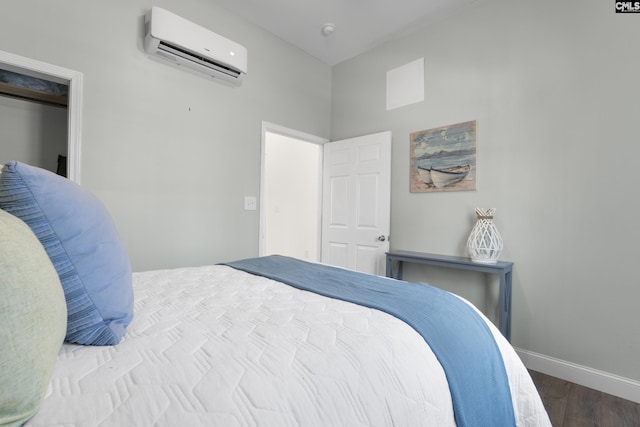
xmin=0 ymin=209 xmax=67 ymax=427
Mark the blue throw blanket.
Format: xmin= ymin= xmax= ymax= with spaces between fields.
xmin=224 ymin=255 xmax=516 ymax=427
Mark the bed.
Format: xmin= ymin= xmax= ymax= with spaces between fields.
xmin=0 ymin=162 xmax=551 ymax=426
xmin=25 ymin=257 xmax=550 ymax=426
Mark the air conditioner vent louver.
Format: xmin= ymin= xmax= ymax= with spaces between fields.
xmin=157 ymin=41 xmax=242 ymax=79
xmin=144 ymin=7 xmax=247 ymax=85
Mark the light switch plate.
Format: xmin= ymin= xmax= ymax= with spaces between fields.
xmin=244 ymin=196 xmax=257 ymax=211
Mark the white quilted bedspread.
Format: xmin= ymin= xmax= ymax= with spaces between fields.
xmin=27 ymin=265 xmax=550 ymax=426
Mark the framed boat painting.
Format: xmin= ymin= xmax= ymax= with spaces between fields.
xmin=410 ymin=120 xmax=477 ymax=193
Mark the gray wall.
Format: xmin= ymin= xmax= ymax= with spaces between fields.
xmin=0 ymin=96 xmax=67 ymax=173
xmin=332 ymin=0 xmax=640 ymax=381
xmin=0 ymin=0 xmax=331 ymax=271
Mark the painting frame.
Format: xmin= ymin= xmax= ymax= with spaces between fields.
xmin=410 ymin=120 xmax=477 ymax=193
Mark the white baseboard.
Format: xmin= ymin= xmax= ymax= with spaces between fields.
xmin=515 ymin=347 xmax=640 ymax=403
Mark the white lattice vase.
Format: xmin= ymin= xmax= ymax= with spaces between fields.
xmin=466 ymin=208 xmax=503 ymax=264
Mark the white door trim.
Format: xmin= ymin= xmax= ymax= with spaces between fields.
xmin=259 ymin=121 xmax=328 ymax=257
xmin=0 ymin=50 xmax=83 ymax=183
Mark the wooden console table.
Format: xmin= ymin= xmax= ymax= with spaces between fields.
xmin=385 ymin=250 xmax=513 ymax=342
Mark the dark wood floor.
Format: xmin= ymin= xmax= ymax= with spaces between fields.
xmin=529 ymin=370 xmax=640 ymax=427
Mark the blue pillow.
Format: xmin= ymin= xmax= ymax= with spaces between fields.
xmin=0 ymin=161 xmax=133 ymax=345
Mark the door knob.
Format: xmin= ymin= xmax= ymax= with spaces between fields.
xmin=377 ymin=235 xmax=386 ymax=242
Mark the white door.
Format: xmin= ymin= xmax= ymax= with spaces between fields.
xmin=321 ymin=131 xmax=391 ymax=275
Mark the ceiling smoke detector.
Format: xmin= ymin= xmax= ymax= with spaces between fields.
xmin=321 ymin=23 xmax=336 ymax=36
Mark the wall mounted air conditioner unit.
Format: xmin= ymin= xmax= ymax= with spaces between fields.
xmin=144 ymin=7 xmax=247 ymax=85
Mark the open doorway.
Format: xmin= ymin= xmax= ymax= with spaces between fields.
xmin=0 ymin=50 xmax=83 ymax=182
xmin=0 ymin=70 xmax=68 ymax=175
xmin=259 ymin=122 xmax=327 ymax=261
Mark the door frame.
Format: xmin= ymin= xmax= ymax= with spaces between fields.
xmin=258 ymin=121 xmax=328 ymax=258
xmin=0 ymin=50 xmax=83 ymax=183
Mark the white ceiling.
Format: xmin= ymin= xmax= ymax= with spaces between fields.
xmin=215 ymin=0 xmax=477 ymax=66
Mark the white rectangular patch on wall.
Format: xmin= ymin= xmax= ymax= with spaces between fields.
xmin=386 ymin=58 xmax=424 ymax=111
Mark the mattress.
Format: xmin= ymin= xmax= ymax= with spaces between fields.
xmin=27 ymin=264 xmax=551 ymax=426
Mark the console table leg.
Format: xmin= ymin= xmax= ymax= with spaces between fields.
xmin=505 ymin=270 xmax=512 ymax=341
xmin=386 ymin=258 xmax=404 ymax=280
xmin=498 ymin=271 xmax=512 ymax=342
